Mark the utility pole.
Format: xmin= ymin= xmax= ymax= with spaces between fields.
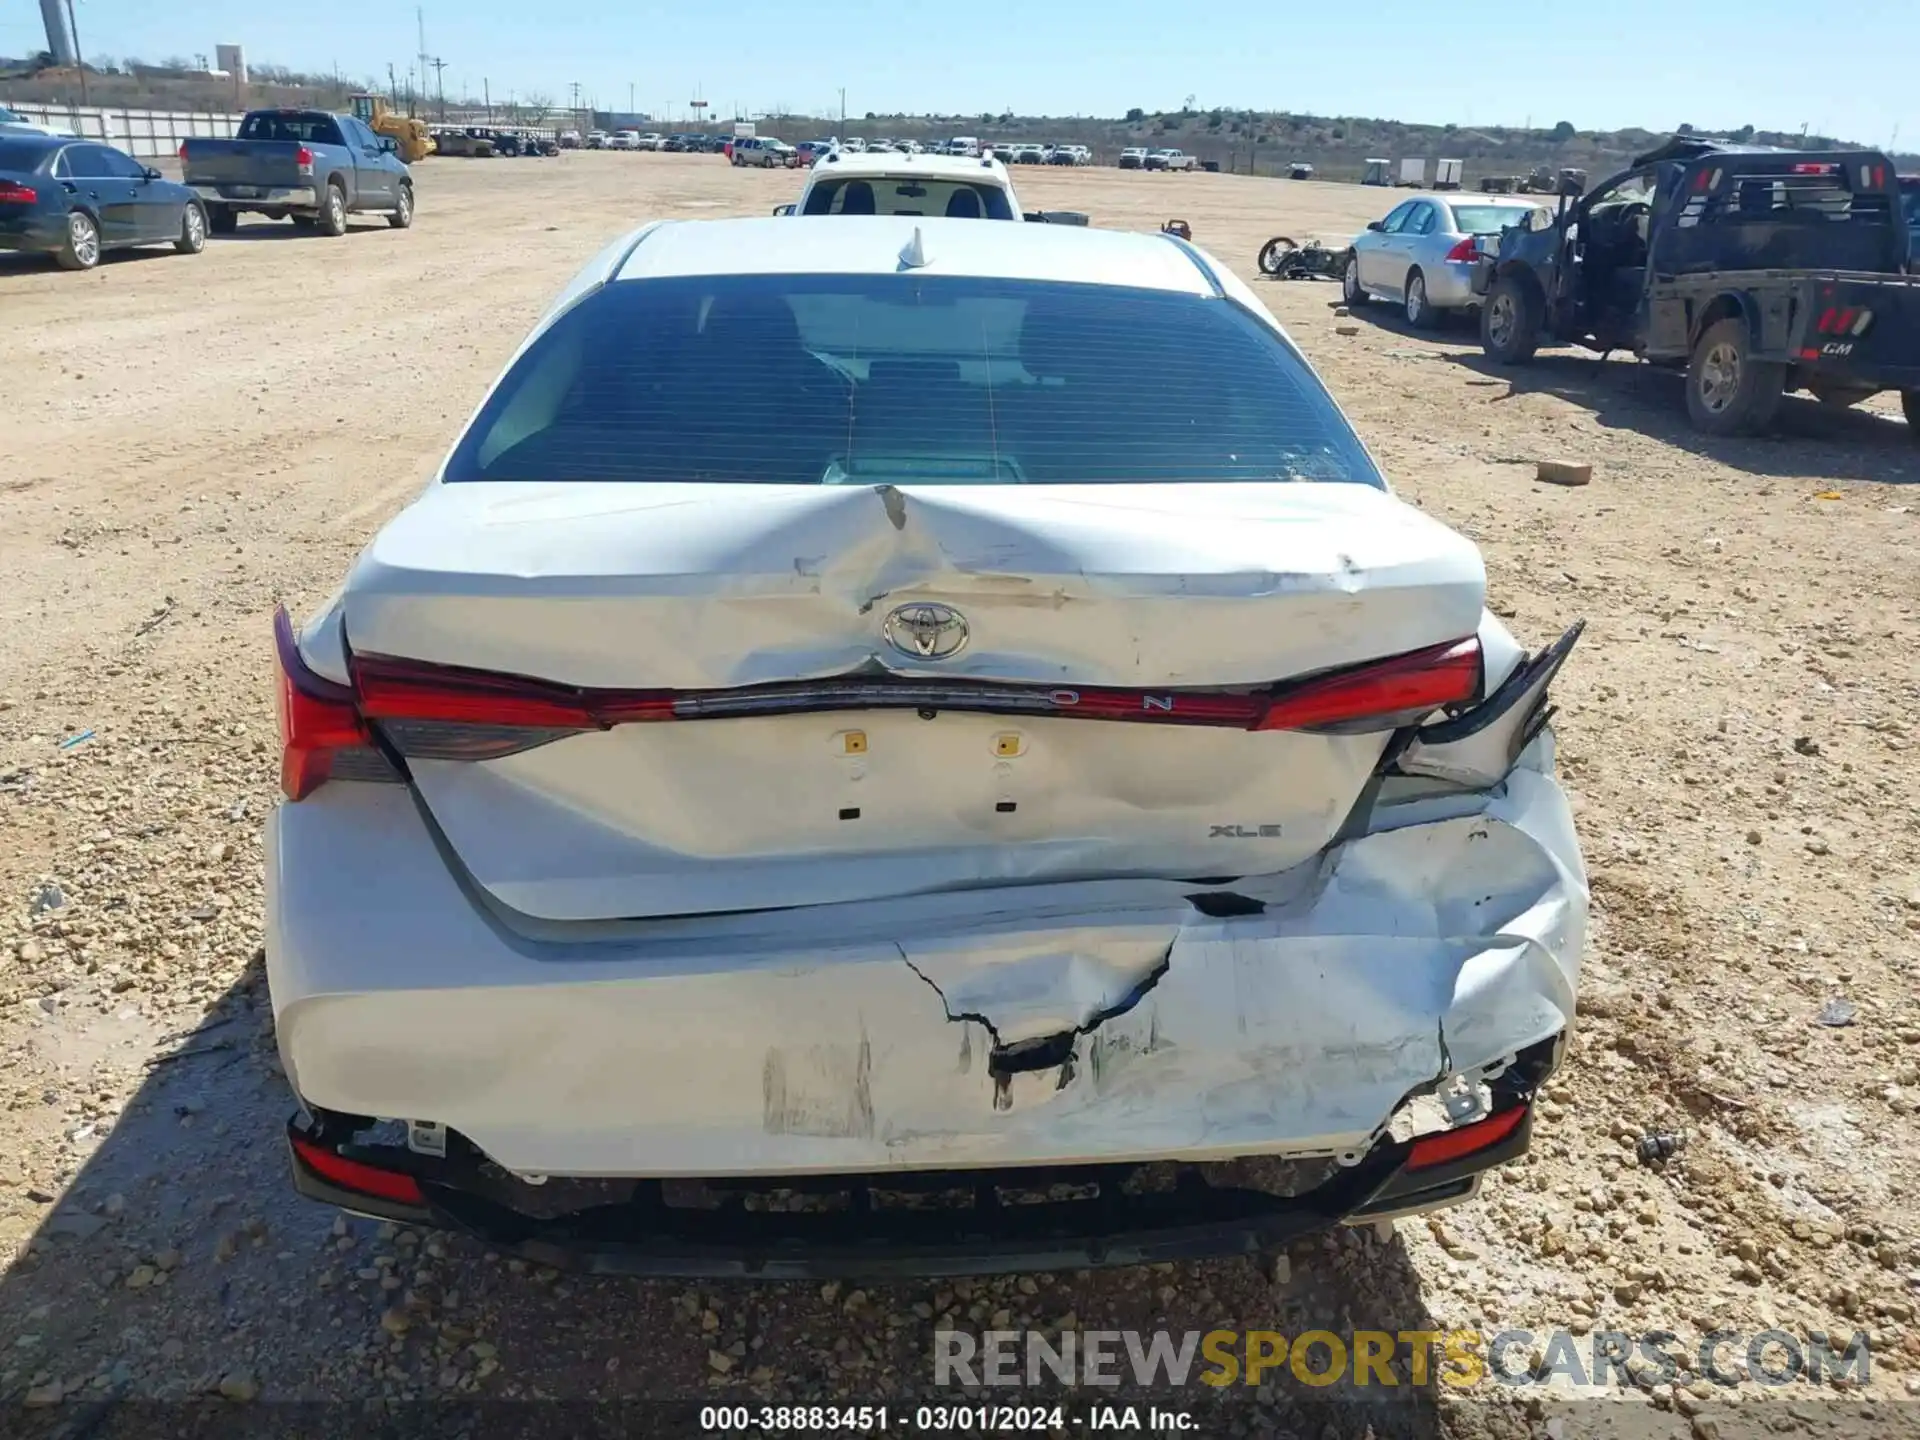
xmin=416 ymin=7 xmax=430 ymax=119
xmin=388 ymin=62 xmax=398 ymax=104
xmin=430 ymin=57 xmax=447 ymax=120
xmin=63 ymin=0 xmax=87 ymax=104
xmin=629 ymin=82 xmax=634 ymax=117
xmin=484 ymin=78 xmax=491 ymax=121
xmin=839 ymin=87 xmax=845 ymax=128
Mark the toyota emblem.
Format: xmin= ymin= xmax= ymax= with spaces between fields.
xmin=883 ymin=602 xmax=970 ymax=661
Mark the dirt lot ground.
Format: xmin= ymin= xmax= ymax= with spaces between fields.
xmin=3 ymin=154 xmax=1919 ymax=1436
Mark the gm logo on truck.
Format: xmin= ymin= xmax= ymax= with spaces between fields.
xmin=884 ymin=603 xmax=970 ymax=660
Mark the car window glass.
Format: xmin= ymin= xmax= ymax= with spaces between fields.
xmin=67 ymin=144 xmax=117 ymax=177
xmin=1408 ymin=204 xmax=1437 ymax=236
xmin=1379 ymin=202 xmax=1416 ymax=233
xmin=0 ymin=140 xmax=58 ymax=172
xmin=238 ymin=112 xmax=345 ymax=146
xmin=1593 ymin=172 xmax=1657 ymax=208
xmin=1449 ymin=204 xmax=1535 ymax=235
xmin=101 ymin=148 xmax=147 ymax=179
xmin=445 ymin=274 xmax=1386 ymax=489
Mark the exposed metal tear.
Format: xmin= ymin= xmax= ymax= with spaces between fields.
xmin=899 ymin=944 xmax=1175 ymax=1111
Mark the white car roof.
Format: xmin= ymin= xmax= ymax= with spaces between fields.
xmin=608 ymin=215 xmax=1218 ymax=295
xmin=808 ymin=150 xmax=1014 ymax=184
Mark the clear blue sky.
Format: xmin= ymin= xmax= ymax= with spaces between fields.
xmin=6 ymin=0 xmax=1912 ymax=146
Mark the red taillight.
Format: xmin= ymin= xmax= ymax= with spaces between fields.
xmin=274 ymin=606 xmax=372 ymax=800
xmin=339 ymin=636 xmax=1480 ymax=742
xmin=0 ymin=179 xmax=36 ymax=203
xmin=1407 ymin=1104 xmax=1528 ymax=1171
xmin=1790 ymin=162 xmax=1837 ymax=175
xmin=353 ymin=654 xmax=674 ymax=727
xmin=1444 ymin=236 xmax=1478 ymax=263
xmin=290 ymin=1135 xmax=426 ymax=1206
xmin=178 ymin=142 xmax=187 ymax=161
xmin=1254 ymin=638 xmax=1481 ymax=732
xmin=295 ymin=145 xmax=314 ymax=169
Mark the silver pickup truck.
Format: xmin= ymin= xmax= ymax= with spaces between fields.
xmin=181 ymin=108 xmax=414 ymax=235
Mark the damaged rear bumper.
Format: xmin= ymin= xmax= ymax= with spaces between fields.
xmin=285 ymin=1085 xmax=1544 ymax=1278
xmin=266 ymin=753 xmax=1583 ymax=1210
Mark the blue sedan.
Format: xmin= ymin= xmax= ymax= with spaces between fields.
xmin=0 ymin=134 xmax=207 ymax=271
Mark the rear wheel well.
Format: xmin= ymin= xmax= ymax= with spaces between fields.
xmin=1690 ymin=294 xmax=1749 ymax=348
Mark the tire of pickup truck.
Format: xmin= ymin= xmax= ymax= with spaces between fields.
xmin=207 ymin=206 xmax=238 ymax=236
xmin=1901 ymin=390 xmax=1920 ymax=437
xmin=1480 ymin=274 xmax=1541 ymax=364
xmin=316 ymin=181 xmax=348 ymax=238
xmin=388 ymin=183 xmax=414 ymax=229
xmin=1686 ymin=318 xmax=1785 ymax=437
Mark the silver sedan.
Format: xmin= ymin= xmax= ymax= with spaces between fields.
xmin=1343 ymin=194 xmax=1547 ymax=327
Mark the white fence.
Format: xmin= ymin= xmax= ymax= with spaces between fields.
xmin=2 ymin=103 xmax=246 ymax=158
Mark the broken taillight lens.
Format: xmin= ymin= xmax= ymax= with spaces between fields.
xmin=275 ymin=606 xmax=386 ymax=800
xmin=1254 ymin=638 xmax=1481 ymax=732
xmin=1406 ymin=1104 xmax=1529 ymax=1171
xmin=1444 ymin=236 xmax=1479 ymax=263
xmin=289 ymin=1134 xmax=426 ymax=1205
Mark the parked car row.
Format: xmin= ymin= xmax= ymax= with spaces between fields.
xmin=586 ymin=129 xmax=734 ymax=153
xmin=1118 ymin=147 xmax=1196 ymax=171
xmin=430 ymin=126 xmax=560 ymax=159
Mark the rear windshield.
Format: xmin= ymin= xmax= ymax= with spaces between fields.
xmin=1449 ymin=204 xmax=1540 ymax=234
xmin=0 ymin=138 xmax=53 ymax=170
xmin=445 ymin=273 xmax=1383 ymax=488
xmin=239 ymin=112 xmax=343 ymax=145
xmin=803 ymin=177 xmax=1015 ymax=220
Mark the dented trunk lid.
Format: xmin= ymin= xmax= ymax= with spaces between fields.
xmin=338 ymin=480 xmax=1488 ymax=922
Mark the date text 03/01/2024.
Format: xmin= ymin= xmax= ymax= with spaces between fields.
xmin=699 ymin=1404 xmax=1199 ymax=1431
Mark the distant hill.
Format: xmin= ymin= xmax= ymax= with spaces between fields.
xmin=760 ymin=109 xmax=1920 ymax=183
xmin=6 ymin=60 xmax=1913 ymax=181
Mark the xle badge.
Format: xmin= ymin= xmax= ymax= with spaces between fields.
xmin=1211 ymin=824 xmax=1284 ymax=838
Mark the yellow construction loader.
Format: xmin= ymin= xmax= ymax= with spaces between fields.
xmin=348 ymin=94 xmax=435 ymax=162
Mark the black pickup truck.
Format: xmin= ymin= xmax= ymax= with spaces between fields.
xmin=1473 ymin=137 xmax=1919 ymax=437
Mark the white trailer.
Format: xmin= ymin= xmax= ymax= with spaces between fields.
xmin=1434 ymin=158 xmax=1464 ymax=190
xmin=1398 ymin=156 xmax=1428 ymax=188
xmin=733 ymin=121 xmax=755 ymax=139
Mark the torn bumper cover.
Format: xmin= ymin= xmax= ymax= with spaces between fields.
xmin=266 ymin=759 xmax=1583 ymax=1273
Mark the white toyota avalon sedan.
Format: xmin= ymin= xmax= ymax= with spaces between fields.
xmin=266 ymin=215 xmax=1586 ymax=1278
